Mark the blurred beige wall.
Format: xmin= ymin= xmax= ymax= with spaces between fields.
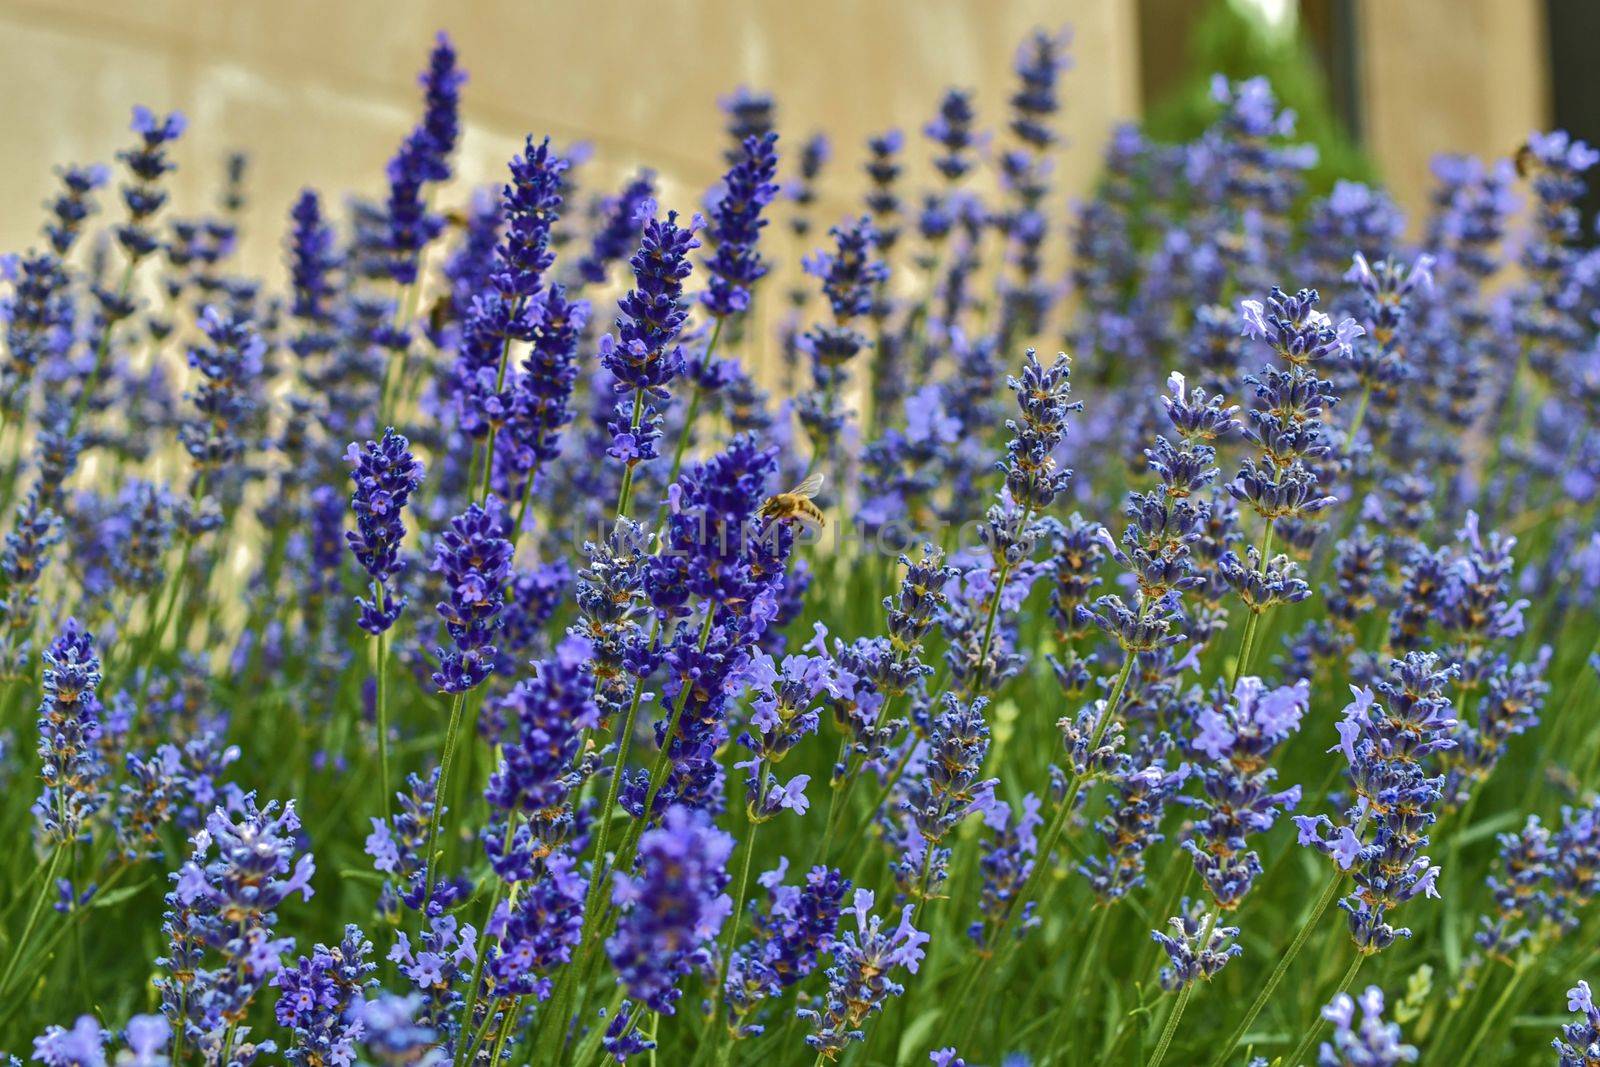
xmin=1358 ymin=0 xmax=1547 ymax=225
xmin=0 ymin=0 xmax=1141 ymax=280
xmin=0 ymin=0 xmax=1554 ymax=287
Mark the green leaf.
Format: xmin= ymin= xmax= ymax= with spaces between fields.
xmin=91 ymin=879 xmax=152 ymax=908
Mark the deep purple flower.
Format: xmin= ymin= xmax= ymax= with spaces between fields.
xmin=483 ymin=635 xmax=598 ymax=878
xmin=33 ymin=619 xmax=106 ymax=844
xmin=383 ymin=33 xmax=463 ymax=283
xmin=273 ymin=925 xmax=376 ymax=1066
xmin=345 ymin=429 xmax=424 ymax=634
xmin=703 ymin=132 xmax=781 ymax=318
xmin=799 ymin=888 xmax=930 ymax=1057
xmin=157 ymin=797 xmax=315 ymax=1056
xmin=430 ymin=498 xmax=514 ymax=693
xmin=606 ymin=805 xmax=734 ymax=1014
xmin=484 ymin=849 xmax=586 ymax=1001
xmin=601 ymin=206 xmax=701 ymax=469
xmin=723 ymin=859 xmax=849 ymax=1038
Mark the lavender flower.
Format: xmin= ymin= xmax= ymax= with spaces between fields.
xmin=600 ymin=206 xmax=700 ymax=476
xmin=1319 ymin=986 xmax=1417 ymax=1066
xmin=722 ymin=859 xmax=849 ymax=1037
xmin=483 ymin=635 xmax=598 ymax=878
xmin=736 ymin=648 xmax=829 ymax=821
xmin=0 ymin=491 xmax=63 ymax=680
xmin=796 ymin=217 xmax=888 ymax=452
xmin=274 ymin=925 xmax=376 ymax=1066
xmin=484 ymin=850 xmax=585 ymax=1001
xmin=366 ymin=770 xmax=442 ymax=916
xmin=348 ymin=994 xmax=440 ymax=1065
xmin=606 ymin=805 xmax=733 ymax=1014
xmin=786 ymin=134 xmax=831 ymax=243
xmin=33 ymin=619 xmax=106 ymax=844
xmin=863 ymin=129 xmax=904 ymax=253
xmin=968 ymin=794 xmax=1044 ymax=950
xmin=1475 ymin=815 xmax=1556 ymax=959
xmin=1231 ymin=287 xmax=1357 ymax=554
xmin=1556 ymin=980 xmax=1600 ymax=1066
xmin=1 ymin=252 xmax=72 ymax=413
xmin=115 ymin=106 xmax=187 ymax=262
xmin=502 ymin=282 xmax=589 ymax=499
xmin=575 ymin=170 xmax=655 ymax=286
xmin=926 ymin=89 xmax=979 ymax=183
xmin=893 ymin=694 xmax=998 ymax=901
xmin=703 ymin=132 xmax=781 ymax=318
xmin=1295 ymin=653 xmax=1458 ymax=952
xmin=454 ymin=137 xmax=570 ymax=441
xmin=1181 ymin=677 xmax=1308 ymax=907
xmin=178 ymin=304 xmax=264 ymax=481
xmin=799 ymin=888 xmax=930 ymax=1059
xmin=719 ymin=87 xmax=775 ymax=161
xmin=157 ymin=797 xmax=315 ymax=1060
xmin=44 ymin=162 xmax=109 ymax=256
xmin=346 ymin=429 xmax=425 ymax=634
xmin=32 ymin=1015 xmax=108 ymax=1066
xmin=383 ymin=33 xmax=463 ymax=284
xmin=430 ymin=498 xmax=513 ymax=693
xmin=1151 ymin=899 xmax=1242 ymax=990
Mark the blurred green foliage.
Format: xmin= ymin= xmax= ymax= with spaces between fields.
xmin=1143 ymin=0 xmax=1376 ymax=193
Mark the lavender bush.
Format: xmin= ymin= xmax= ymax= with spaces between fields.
xmin=2 ymin=24 xmax=1599 ymax=1067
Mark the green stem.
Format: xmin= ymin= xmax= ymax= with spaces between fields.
xmin=710 ymin=818 xmax=760 ymax=1029
xmin=614 ymin=389 xmax=647 ymax=518
xmin=1146 ymin=908 xmax=1218 ymax=1067
xmin=0 ymin=845 xmax=66 ymax=998
xmin=1283 ymin=952 xmax=1366 ymax=1067
xmin=1047 ymin=904 xmax=1113 ymax=1053
xmin=1206 ymin=862 xmax=1345 ymax=1067
xmin=1227 ymin=519 xmax=1276 ymax=689
xmin=373 ymin=582 xmax=392 ymax=823
xmin=1454 ymin=960 xmax=1527 ymax=1064
xmin=420 ymin=690 xmax=470 ymax=905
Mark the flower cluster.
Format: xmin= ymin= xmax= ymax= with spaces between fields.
xmin=33 ymin=619 xmax=107 ymax=844
xmin=431 ymin=498 xmax=514 ymax=692
xmin=1319 ymin=985 xmax=1417 ymax=1066
xmin=607 ymin=805 xmax=734 ymax=1015
xmin=1295 ymin=653 xmax=1458 ymax=952
xmin=601 ymin=206 xmax=701 ymax=470
xmin=799 ymin=889 xmax=930 ymax=1059
xmin=345 ymin=429 xmax=425 ymax=634
xmin=703 ymin=132 xmax=781 ymax=318
xmin=1180 ymin=677 xmax=1308 ymax=907
xmin=723 ymin=860 xmax=849 ymax=1038
xmin=156 ymin=797 xmax=316 ymax=1060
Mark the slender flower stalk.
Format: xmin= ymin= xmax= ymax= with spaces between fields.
xmin=345 ymin=429 xmax=425 ymax=817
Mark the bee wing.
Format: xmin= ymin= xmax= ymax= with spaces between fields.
xmin=787 ymin=472 xmax=825 ymax=501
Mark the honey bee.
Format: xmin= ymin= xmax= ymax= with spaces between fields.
xmin=758 ymin=472 xmax=826 ymax=528
xmin=1514 ymin=142 xmax=1537 ymax=179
